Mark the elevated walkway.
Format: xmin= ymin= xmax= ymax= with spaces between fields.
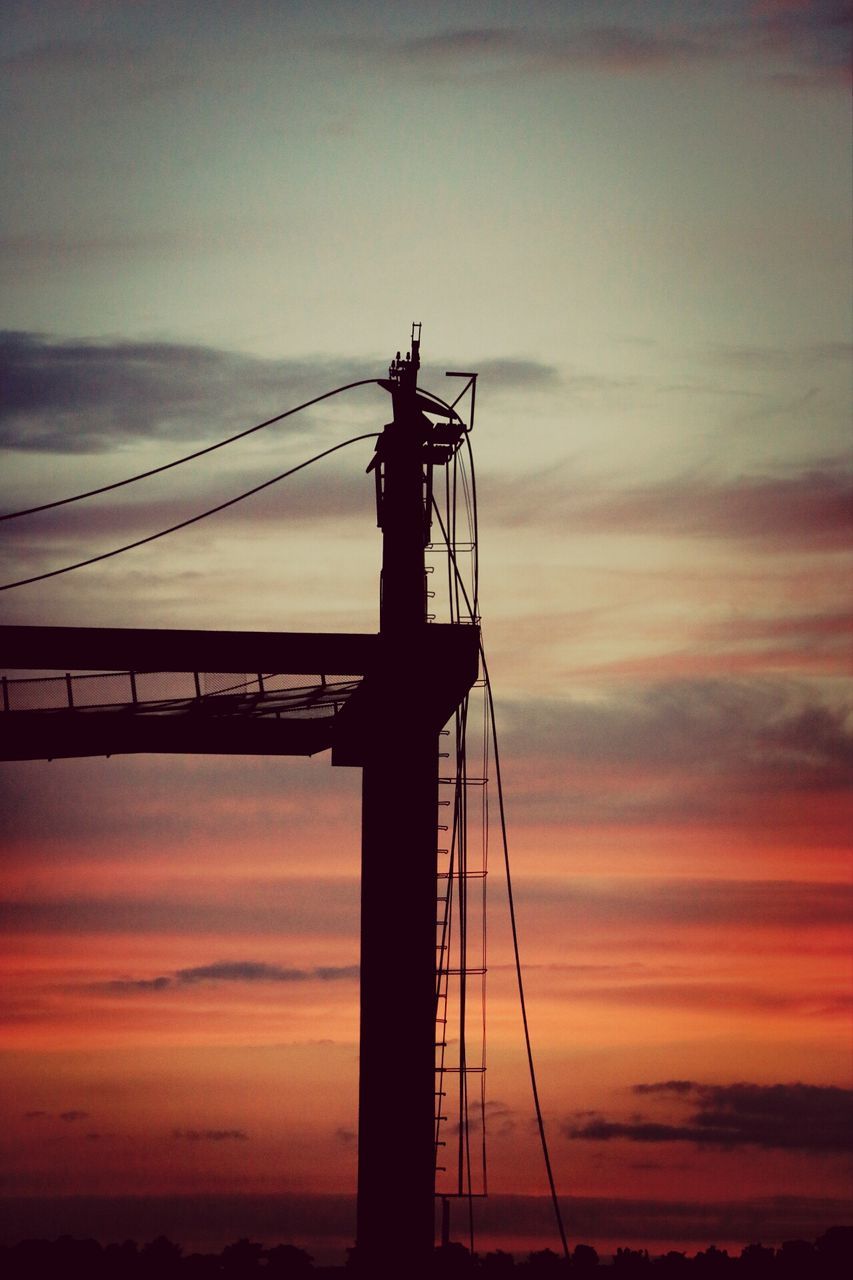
xmin=0 ymin=623 xmax=479 ymax=763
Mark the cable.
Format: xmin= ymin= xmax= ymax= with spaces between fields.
xmin=482 ymin=650 xmax=570 ymax=1261
xmin=0 ymin=379 xmax=382 ymax=522
xmin=0 ymin=432 xmax=379 ymax=593
xmin=431 ymin=495 xmax=570 ymax=1260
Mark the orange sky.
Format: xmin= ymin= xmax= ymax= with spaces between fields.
xmin=1 ymin=0 xmax=851 ymax=1264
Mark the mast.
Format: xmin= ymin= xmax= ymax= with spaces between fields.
xmin=356 ymin=324 xmax=441 ymax=1269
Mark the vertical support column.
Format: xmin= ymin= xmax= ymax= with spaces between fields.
xmin=357 ymin=726 xmax=439 ymax=1266
xmin=355 ymin=328 xmax=438 ymax=1270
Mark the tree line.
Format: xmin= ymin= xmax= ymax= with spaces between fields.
xmin=1 ymin=1226 xmax=850 ymax=1276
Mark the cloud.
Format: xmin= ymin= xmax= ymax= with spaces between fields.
xmin=566 ymin=1082 xmax=853 ymax=1152
xmin=518 ymin=877 xmax=853 ymax=932
xmin=499 ymin=677 xmax=852 ymax=828
xmin=469 ymin=358 xmax=560 ymax=391
xmin=0 ymin=332 xmax=559 ymax=456
xmin=555 ymin=982 xmax=851 ymax=1019
xmin=708 ymin=341 xmax=853 ymax=371
xmin=0 ymin=332 xmax=379 ymax=453
xmin=99 ymin=959 xmax=359 ymax=993
xmin=0 ymin=879 xmax=361 ymax=940
xmin=172 ymin=1129 xmax=248 ymax=1142
xmin=58 ymin=1111 xmax=89 ymax=1122
xmin=449 ymin=1099 xmax=517 ymax=1139
xmin=340 ymin=7 xmax=850 ymax=87
xmin=488 ymin=463 xmax=853 ymax=551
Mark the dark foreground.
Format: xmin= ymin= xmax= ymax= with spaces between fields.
xmin=1 ymin=1228 xmax=851 ymax=1277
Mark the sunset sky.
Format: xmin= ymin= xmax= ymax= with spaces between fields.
xmin=0 ymin=0 xmax=851 ymax=1264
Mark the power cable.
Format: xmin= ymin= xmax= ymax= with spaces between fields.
xmin=431 ymin=496 xmax=570 ymax=1260
xmin=0 ymin=379 xmax=382 ymax=522
xmin=0 ymin=433 xmax=379 ymax=593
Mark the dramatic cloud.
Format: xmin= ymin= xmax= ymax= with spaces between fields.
xmin=567 ymin=1082 xmax=853 ymax=1152
xmin=499 ymin=678 xmax=853 ymax=827
xmin=0 ymin=333 xmax=560 ymax=453
xmin=0 ymin=332 xmax=377 ymax=453
xmin=100 ymin=959 xmax=358 ymax=993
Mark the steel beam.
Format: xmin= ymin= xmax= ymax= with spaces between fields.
xmin=0 ymin=625 xmax=378 ymax=675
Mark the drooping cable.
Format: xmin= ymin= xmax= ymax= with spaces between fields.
xmin=431 ymin=496 xmax=570 ymax=1260
xmin=0 ymin=378 xmax=382 ymax=521
xmin=0 ymin=432 xmax=379 ymax=592
xmin=481 ymin=649 xmax=570 ymax=1261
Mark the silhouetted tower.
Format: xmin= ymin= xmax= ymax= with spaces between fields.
xmin=357 ymin=324 xmax=449 ymax=1267
xmin=0 ymin=325 xmax=477 ymax=1272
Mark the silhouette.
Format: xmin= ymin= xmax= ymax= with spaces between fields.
xmin=0 ymin=328 xmax=477 ymax=1273
xmin=1 ymin=1227 xmax=851 ymax=1275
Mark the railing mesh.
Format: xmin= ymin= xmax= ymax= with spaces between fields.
xmin=1 ymin=670 xmax=362 ymax=714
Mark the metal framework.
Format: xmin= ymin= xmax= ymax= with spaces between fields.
xmin=0 ymin=328 xmax=480 ymax=1272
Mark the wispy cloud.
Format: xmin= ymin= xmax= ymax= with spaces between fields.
xmin=0 ymin=333 xmax=559 ymax=454
xmin=486 ymin=463 xmax=853 ymax=550
xmin=0 ymin=332 xmax=376 ymax=453
xmin=519 ymin=878 xmax=853 ymax=932
xmin=99 ymin=959 xmax=359 ymax=993
xmin=566 ymin=1081 xmax=853 ymax=1152
xmin=339 ymin=6 xmax=851 ymax=88
xmin=499 ymin=675 xmax=850 ymax=793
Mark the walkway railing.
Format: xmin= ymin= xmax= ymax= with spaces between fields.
xmin=0 ymin=669 xmax=361 ymax=715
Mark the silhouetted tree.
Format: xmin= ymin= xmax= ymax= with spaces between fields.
xmin=692 ymin=1244 xmax=729 ymax=1274
xmin=525 ymin=1247 xmax=566 ymax=1272
xmin=266 ymin=1241 xmax=315 ymax=1274
xmin=182 ymin=1252 xmax=223 ymax=1277
xmin=571 ymin=1243 xmax=599 ymax=1272
xmin=103 ymin=1238 xmax=141 ymax=1278
xmin=221 ymin=1237 xmax=265 ymax=1273
xmin=653 ymin=1250 xmax=689 ymax=1273
xmin=434 ymin=1240 xmax=476 ymax=1274
xmin=613 ymin=1245 xmax=651 ymax=1271
xmin=776 ymin=1239 xmax=816 ymax=1276
xmin=481 ymin=1247 xmax=516 ymax=1272
xmin=814 ymin=1225 xmax=853 ymax=1278
xmin=738 ymin=1241 xmax=774 ymax=1276
xmin=141 ymin=1234 xmax=183 ymax=1276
